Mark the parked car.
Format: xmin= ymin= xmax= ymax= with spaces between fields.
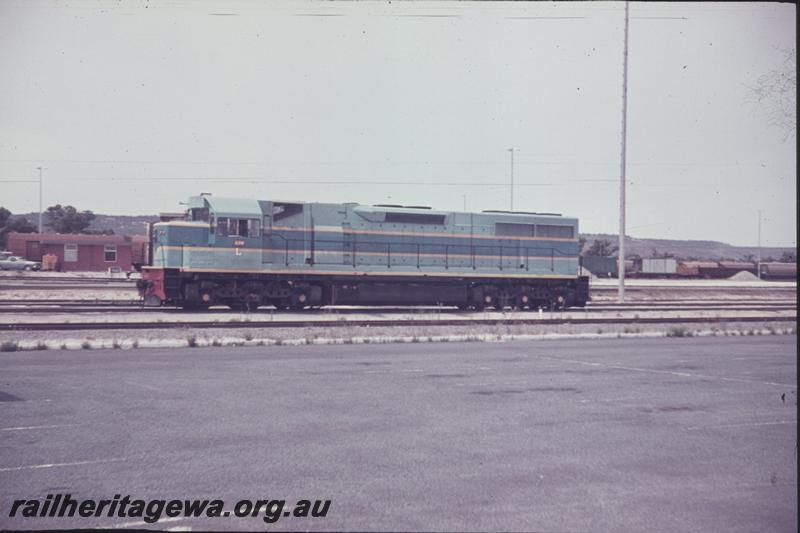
xmin=0 ymin=255 xmax=41 ymax=271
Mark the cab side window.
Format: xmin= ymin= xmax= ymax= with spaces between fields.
xmin=237 ymin=219 xmax=248 ymax=237
xmin=248 ymin=219 xmax=261 ymax=238
xmin=217 ymin=217 xmax=229 ymax=236
xmin=215 ymin=217 xmax=261 ymax=237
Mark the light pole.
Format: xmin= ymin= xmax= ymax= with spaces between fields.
xmin=36 ymin=166 xmax=43 ymax=233
xmin=507 ymin=148 xmax=515 ymax=211
xmin=462 ymin=194 xmax=467 ymax=211
xmin=617 ymin=0 xmax=630 ymax=303
xmin=757 ymin=209 xmax=762 ymax=279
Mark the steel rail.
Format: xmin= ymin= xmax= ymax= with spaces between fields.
xmin=0 ymin=299 xmax=795 ymax=307
xmin=0 ymin=305 xmax=796 ymax=315
xmin=2 ymin=314 xmax=795 ymax=332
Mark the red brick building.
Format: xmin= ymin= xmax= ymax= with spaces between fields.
xmin=6 ymin=232 xmax=148 ymax=272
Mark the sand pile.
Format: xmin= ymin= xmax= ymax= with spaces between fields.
xmin=729 ymin=270 xmax=760 ymax=281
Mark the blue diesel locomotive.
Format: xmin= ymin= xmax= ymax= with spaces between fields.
xmin=138 ymin=194 xmax=589 ymax=310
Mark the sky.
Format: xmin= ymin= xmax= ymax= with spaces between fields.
xmin=0 ymin=0 xmax=796 ymax=247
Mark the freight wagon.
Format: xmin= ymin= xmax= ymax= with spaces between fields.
xmin=759 ymin=262 xmax=797 ymax=280
xmin=137 ymin=195 xmax=589 ymax=310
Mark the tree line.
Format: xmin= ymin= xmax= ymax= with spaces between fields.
xmin=0 ymin=205 xmax=113 ymax=248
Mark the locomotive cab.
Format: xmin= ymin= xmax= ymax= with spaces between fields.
xmin=140 ymin=195 xmax=272 ymax=307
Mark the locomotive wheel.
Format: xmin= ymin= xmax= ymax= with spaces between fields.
xmin=550 ymin=295 xmax=566 ymax=311
xmin=288 ymin=292 xmax=310 ymax=310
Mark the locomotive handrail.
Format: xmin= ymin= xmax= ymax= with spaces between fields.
xmin=260 ymin=235 xmax=575 ymax=271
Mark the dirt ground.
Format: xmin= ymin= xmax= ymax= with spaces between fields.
xmin=1 ymin=320 xmax=795 ymax=352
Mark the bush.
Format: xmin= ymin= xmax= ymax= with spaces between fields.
xmin=187 ymin=336 xmax=198 ymax=348
xmin=666 ymin=326 xmax=690 ymax=338
xmin=0 ymin=341 xmax=19 ymax=352
xmin=81 ymin=341 xmax=92 ymax=350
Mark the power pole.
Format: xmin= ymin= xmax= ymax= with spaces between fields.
xmin=508 ymin=148 xmax=515 ymax=211
xmin=36 ymin=166 xmax=43 ymax=233
xmin=757 ymin=209 xmax=762 ymax=279
xmin=617 ymin=0 xmax=630 ymax=303
xmin=462 ymin=194 xmax=467 ymax=211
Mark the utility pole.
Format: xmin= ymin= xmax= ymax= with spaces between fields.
xmin=508 ymin=148 xmax=515 ymax=211
xmin=36 ymin=166 xmax=43 ymax=233
xmin=757 ymin=209 xmax=762 ymax=279
xmin=617 ymin=0 xmax=630 ymax=303
xmin=462 ymin=194 xmax=467 ymax=211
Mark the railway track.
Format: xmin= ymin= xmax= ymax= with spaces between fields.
xmin=1 ymin=314 xmax=794 ymax=332
xmin=0 ymin=300 xmax=797 ymax=315
xmin=0 ymin=298 xmax=795 ymax=306
xmin=0 ymin=301 xmax=795 ymax=315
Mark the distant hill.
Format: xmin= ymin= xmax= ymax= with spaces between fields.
xmin=10 ymin=212 xmax=794 ymax=261
xmin=582 ymin=233 xmax=794 ymax=262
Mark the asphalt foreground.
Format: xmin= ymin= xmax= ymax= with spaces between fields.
xmin=0 ymin=337 xmax=796 ymax=532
